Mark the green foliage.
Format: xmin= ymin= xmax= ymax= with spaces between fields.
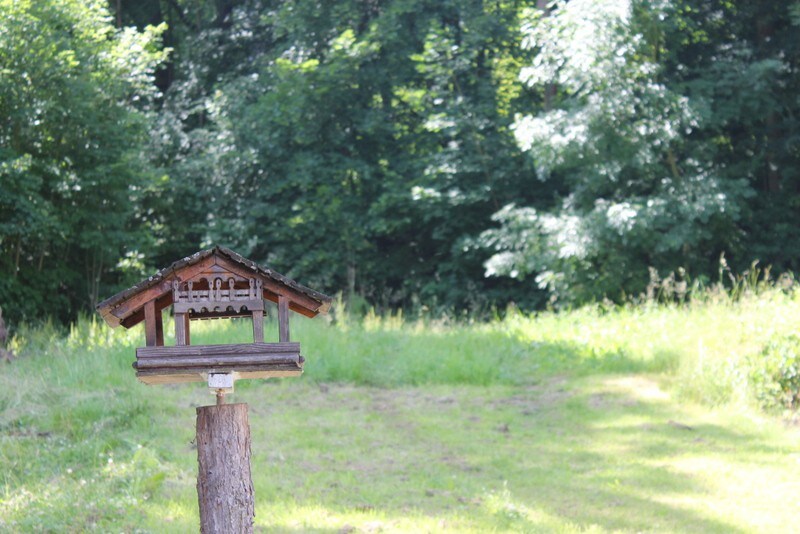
xmin=0 ymin=0 xmax=167 ymax=323
xmin=482 ymin=0 xmax=750 ymax=305
xmin=3 ymin=0 xmax=800 ymax=325
xmin=146 ymin=0 xmax=539 ymax=314
xmin=750 ymin=334 xmax=800 ymax=413
xmin=481 ymin=0 xmax=800 ymax=307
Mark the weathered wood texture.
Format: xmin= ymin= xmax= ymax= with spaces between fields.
xmin=252 ymin=310 xmax=264 ymax=343
xmin=134 ymin=342 xmax=303 ymax=384
xmin=144 ymin=300 xmax=157 ymax=347
xmin=173 ymin=299 xmax=264 ymax=315
xmin=120 ymin=293 xmax=173 ymax=329
xmin=137 ymin=342 xmax=299 ymax=359
xmin=97 ymin=247 xmax=332 ymax=329
xmin=175 ymin=312 xmax=188 ymax=345
xmin=155 ymin=309 xmax=164 ymax=346
xmin=184 ymin=314 xmax=191 ymax=345
xmin=278 ymin=295 xmax=290 ymax=342
xmin=196 ymin=403 xmax=254 ymax=534
xmin=135 ymin=353 xmax=299 ymax=369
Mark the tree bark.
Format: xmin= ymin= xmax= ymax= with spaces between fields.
xmin=196 ymin=403 xmax=255 ymax=534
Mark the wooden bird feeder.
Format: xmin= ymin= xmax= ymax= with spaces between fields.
xmin=96 ymin=246 xmax=331 ymax=389
xmin=98 ymin=249 xmax=332 ymax=531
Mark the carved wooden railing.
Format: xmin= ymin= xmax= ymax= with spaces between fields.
xmin=172 ymin=277 xmax=263 ymax=306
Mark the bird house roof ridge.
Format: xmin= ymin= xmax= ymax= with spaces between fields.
xmin=96 ymin=246 xmax=331 ymax=326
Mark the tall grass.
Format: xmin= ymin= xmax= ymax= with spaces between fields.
xmin=313 ymin=288 xmax=800 ymax=411
xmin=5 ymin=285 xmax=799 ymax=413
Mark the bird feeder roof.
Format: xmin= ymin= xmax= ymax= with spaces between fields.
xmin=96 ymin=246 xmax=331 ymax=329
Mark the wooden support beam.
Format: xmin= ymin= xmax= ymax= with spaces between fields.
xmin=111 ymin=279 xmax=174 ymax=323
xmin=184 ymin=313 xmax=191 ymax=345
xmin=252 ymin=309 xmax=264 ymax=343
xmin=120 ymin=293 xmax=173 ymax=329
xmin=278 ymin=295 xmax=290 ymax=342
xmin=155 ymin=309 xmax=164 ymax=346
xmin=175 ymin=312 xmax=187 ymax=346
xmin=144 ymin=300 xmax=157 ymax=347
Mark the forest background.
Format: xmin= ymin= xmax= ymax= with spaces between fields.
xmin=2 ymin=0 xmax=799 ymax=326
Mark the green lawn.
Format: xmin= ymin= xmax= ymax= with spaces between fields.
xmin=2 ymin=292 xmax=800 ymax=532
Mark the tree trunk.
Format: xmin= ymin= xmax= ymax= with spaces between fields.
xmin=346 ymin=262 xmax=356 ymax=311
xmin=196 ymin=403 xmax=255 ymax=533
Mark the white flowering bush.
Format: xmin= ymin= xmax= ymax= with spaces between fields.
xmin=480 ymin=0 xmax=750 ymax=304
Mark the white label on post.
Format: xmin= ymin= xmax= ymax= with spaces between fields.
xmin=208 ymin=373 xmax=235 ymax=390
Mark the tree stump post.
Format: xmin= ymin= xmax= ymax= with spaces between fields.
xmin=196 ymin=403 xmax=255 ymax=533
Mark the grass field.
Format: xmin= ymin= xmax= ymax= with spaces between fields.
xmin=2 ymin=290 xmax=800 ymax=532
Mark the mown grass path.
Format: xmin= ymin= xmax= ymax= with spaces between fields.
xmin=247 ymin=378 xmax=800 ymax=532
xmin=4 ymin=376 xmax=798 ymax=532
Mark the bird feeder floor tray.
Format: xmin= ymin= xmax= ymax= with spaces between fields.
xmin=134 ymin=342 xmax=303 ymax=385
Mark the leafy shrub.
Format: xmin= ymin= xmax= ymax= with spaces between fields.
xmin=750 ymin=334 xmax=800 ymax=412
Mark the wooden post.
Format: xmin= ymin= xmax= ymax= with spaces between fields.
xmin=196 ymin=403 xmax=254 ymax=534
xmin=155 ymin=309 xmax=164 ymax=346
xmin=252 ymin=310 xmax=264 ymax=343
xmin=144 ymin=300 xmax=157 ymax=346
xmin=278 ymin=295 xmax=290 ymax=342
xmin=184 ymin=313 xmax=191 ymax=345
xmin=175 ymin=312 xmax=187 ymax=345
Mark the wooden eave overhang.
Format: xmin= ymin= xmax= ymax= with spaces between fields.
xmin=96 ymin=246 xmax=331 ymax=329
